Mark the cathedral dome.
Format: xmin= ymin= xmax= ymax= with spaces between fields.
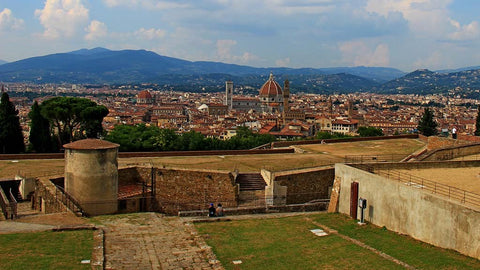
xmin=259 ymin=73 xmax=283 ymax=97
xmin=137 ymin=90 xmax=152 ymax=100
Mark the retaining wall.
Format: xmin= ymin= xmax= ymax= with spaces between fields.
xmin=335 ymin=163 xmax=480 ymax=260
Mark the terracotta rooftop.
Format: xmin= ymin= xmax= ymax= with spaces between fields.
xmin=63 ymin=139 xmax=120 ymax=150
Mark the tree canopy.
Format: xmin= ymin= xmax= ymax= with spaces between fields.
xmin=28 ymin=101 xmax=56 ymax=153
xmin=417 ymin=108 xmax=438 ymax=136
xmin=357 ymin=126 xmax=384 ymax=137
xmin=106 ymin=124 xmax=276 ymax=152
xmin=0 ymin=92 xmax=25 ymax=153
xmin=39 ymin=97 xmax=109 ymax=148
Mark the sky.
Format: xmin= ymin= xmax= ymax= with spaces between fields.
xmin=0 ymin=0 xmax=479 ymax=72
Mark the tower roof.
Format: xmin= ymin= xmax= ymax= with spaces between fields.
xmin=63 ymin=139 xmax=119 ymax=150
xmin=259 ymin=73 xmax=283 ymax=97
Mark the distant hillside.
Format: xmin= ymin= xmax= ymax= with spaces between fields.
xmin=0 ymin=48 xmax=402 ymax=87
xmin=378 ymin=69 xmax=480 ymax=96
xmin=0 ymin=60 xmax=7 ymax=65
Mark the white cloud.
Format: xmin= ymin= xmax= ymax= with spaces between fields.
xmin=85 ymin=20 xmax=107 ymax=41
xmin=216 ymin=39 xmax=258 ymax=64
xmin=276 ymin=57 xmax=290 ymax=67
xmin=103 ymin=0 xmax=190 ymax=9
xmin=413 ymin=51 xmax=443 ymax=69
xmin=134 ymin=28 xmax=166 ymax=40
xmin=0 ymin=8 xmax=24 ymax=31
xmin=35 ymin=0 xmax=90 ymax=39
xmin=448 ymin=20 xmax=480 ymax=41
xmin=365 ymin=0 xmax=452 ymax=37
xmin=339 ymin=41 xmax=390 ymax=66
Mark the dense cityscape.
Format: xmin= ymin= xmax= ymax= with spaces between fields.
xmin=4 ymin=73 xmax=479 ymax=149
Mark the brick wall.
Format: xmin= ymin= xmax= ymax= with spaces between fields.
xmin=274 ymin=167 xmax=334 ymax=204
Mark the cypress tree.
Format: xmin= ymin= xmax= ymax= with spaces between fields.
xmin=28 ymin=101 xmax=55 ymax=152
xmin=0 ymin=92 xmax=25 ymax=153
xmin=475 ymin=106 xmax=480 ymax=136
xmin=417 ymin=107 xmax=438 ymax=136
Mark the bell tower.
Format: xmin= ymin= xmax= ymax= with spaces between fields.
xmin=225 ymin=81 xmax=233 ymax=111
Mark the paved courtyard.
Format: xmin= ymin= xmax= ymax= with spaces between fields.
xmin=98 ymin=212 xmax=223 ymax=270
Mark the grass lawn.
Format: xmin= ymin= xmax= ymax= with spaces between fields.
xmin=195 ymin=213 xmax=480 ymax=270
xmin=0 ymin=230 xmax=93 ymax=270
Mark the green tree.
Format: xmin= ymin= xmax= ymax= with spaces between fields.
xmin=475 ymin=106 xmax=480 ymax=136
xmin=28 ymin=101 xmax=56 ymax=153
xmin=357 ymin=126 xmax=384 ymax=137
xmin=0 ymin=92 xmax=25 ymax=153
xmin=40 ymin=97 xmax=109 ymax=147
xmin=417 ymin=108 xmax=438 ymax=136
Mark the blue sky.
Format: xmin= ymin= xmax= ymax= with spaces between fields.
xmin=0 ymin=0 xmax=479 ymax=71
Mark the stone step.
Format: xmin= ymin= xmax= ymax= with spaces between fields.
xmin=236 ymin=173 xmax=266 ymax=191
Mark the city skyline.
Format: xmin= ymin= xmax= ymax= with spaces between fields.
xmin=0 ymin=0 xmax=479 ymax=71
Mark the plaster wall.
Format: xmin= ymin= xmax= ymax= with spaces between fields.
xmin=336 ymin=163 xmax=480 ymax=259
xmin=64 ymin=148 xmax=118 ymax=215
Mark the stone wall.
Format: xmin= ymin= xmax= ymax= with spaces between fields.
xmin=155 ymin=168 xmax=237 ymax=215
xmin=335 ymin=163 xmax=480 ymax=260
xmin=421 ymin=143 xmax=480 ymax=161
xmin=266 ymin=167 xmax=334 ymax=205
xmin=33 ymin=177 xmax=69 ymax=214
xmin=119 ymin=167 xmax=237 ymax=215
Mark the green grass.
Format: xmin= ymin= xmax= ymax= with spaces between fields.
xmin=195 ymin=213 xmax=480 ymax=270
xmin=0 ymin=230 xmax=93 ymax=270
xmin=196 ymin=215 xmax=404 ymax=270
xmin=313 ymin=213 xmax=480 ymax=270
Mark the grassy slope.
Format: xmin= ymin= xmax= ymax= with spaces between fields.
xmin=196 ymin=213 xmax=480 ymax=270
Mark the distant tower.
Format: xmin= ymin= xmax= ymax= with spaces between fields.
xmin=225 ymin=81 xmax=233 ymax=111
xmin=283 ymin=79 xmax=290 ymax=112
xmin=347 ymin=99 xmax=354 ymax=117
xmin=1 ymin=84 xmax=5 ymax=93
xmin=328 ymin=97 xmax=333 ymax=117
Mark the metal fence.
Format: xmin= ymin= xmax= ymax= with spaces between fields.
xmin=375 ymin=169 xmax=480 ymax=208
xmin=54 ymin=185 xmax=86 ymax=217
xmin=344 ymin=154 xmax=410 ymax=164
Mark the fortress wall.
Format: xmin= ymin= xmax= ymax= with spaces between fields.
xmin=421 ymin=143 xmax=480 ymax=161
xmin=336 ymin=163 xmax=480 ymax=260
xmin=155 ymin=168 xmax=236 ymax=215
xmin=33 ymin=177 xmax=69 ymax=214
xmin=273 ymin=167 xmax=334 ymax=204
xmin=352 ymin=160 xmax=480 ymax=171
xmin=119 ymin=167 xmax=237 ymax=215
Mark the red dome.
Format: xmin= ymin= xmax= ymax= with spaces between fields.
xmin=137 ymin=90 xmax=152 ymax=99
xmin=259 ymin=73 xmax=282 ymax=97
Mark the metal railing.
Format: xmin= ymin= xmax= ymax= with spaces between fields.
xmin=344 ymin=154 xmax=410 ymax=164
xmin=8 ymin=189 xmax=17 ymax=219
xmin=375 ymin=169 xmax=480 ymax=208
xmin=54 ymin=185 xmax=86 ymax=217
xmin=0 ymin=188 xmax=9 ymax=219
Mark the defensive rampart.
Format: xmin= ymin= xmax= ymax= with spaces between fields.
xmin=335 ymin=163 xmax=480 ymax=260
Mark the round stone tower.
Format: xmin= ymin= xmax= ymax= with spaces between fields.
xmin=63 ymin=139 xmax=119 ymax=216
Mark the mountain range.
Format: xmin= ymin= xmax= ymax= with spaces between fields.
xmin=0 ymin=60 xmax=7 ymax=65
xmin=0 ymin=48 xmax=479 ymax=96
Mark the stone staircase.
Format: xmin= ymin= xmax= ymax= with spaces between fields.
xmin=236 ymin=173 xmax=267 ymax=191
xmin=236 ymin=173 xmax=267 ymax=207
